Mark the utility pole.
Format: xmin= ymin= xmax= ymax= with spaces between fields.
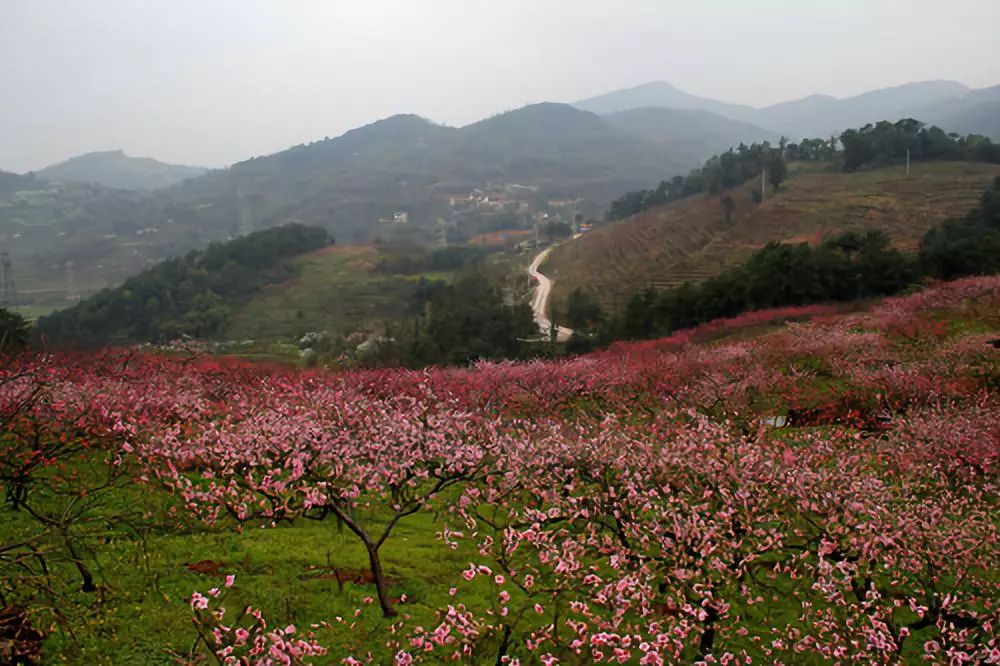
xmin=760 ymin=168 xmax=766 ymax=204
xmin=906 ymin=148 xmax=911 ymax=176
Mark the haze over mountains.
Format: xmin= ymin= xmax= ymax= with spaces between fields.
xmin=17 ymin=77 xmax=999 ymax=197
xmin=574 ymin=80 xmax=1000 ymax=141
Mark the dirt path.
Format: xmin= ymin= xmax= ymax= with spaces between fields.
xmin=527 ymin=245 xmax=573 ymax=342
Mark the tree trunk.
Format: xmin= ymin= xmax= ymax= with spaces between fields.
xmin=697 ymin=605 xmax=719 ymax=660
xmin=63 ymin=532 xmax=96 ymax=592
xmin=5 ymin=481 xmax=27 ymax=511
xmin=363 ymin=540 xmax=396 ymax=617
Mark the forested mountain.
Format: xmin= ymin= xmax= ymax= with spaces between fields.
xmin=574 ymin=79 xmax=1000 ymax=140
xmin=35 ymin=150 xmax=209 ymax=190
xmin=172 ymin=103 xmax=700 ymax=241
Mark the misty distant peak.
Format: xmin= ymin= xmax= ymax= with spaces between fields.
xmin=333 ymin=113 xmax=442 ymax=142
xmin=576 ymin=78 xmax=992 ymax=140
xmin=367 ymin=113 xmax=437 ymax=129
xmin=573 ymin=81 xmax=756 ymax=120
xmin=35 ymin=150 xmax=209 ymax=190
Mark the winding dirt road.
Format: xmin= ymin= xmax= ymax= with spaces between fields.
xmin=528 ymin=245 xmax=573 ymax=342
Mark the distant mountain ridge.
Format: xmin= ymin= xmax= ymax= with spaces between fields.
xmin=574 ymin=79 xmax=999 ymax=140
xmin=920 ymin=85 xmax=1000 ymax=141
xmin=9 ymin=84 xmax=998 ymax=310
xmin=35 ymin=150 xmax=209 ymax=191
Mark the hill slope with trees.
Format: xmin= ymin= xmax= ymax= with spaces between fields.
xmin=546 ymin=120 xmax=1000 ymax=312
xmin=546 ymin=161 xmax=1000 ymax=311
xmin=34 ymin=225 xmax=331 ymax=348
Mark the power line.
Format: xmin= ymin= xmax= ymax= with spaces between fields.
xmin=65 ymin=261 xmax=79 ymax=303
xmin=236 ymin=186 xmax=254 ymax=236
xmin=0 ymin=252 xmax=16 ymax=309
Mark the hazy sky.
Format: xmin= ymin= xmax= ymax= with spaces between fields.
xmin=3 ymin=0 xmax=998 ymax=172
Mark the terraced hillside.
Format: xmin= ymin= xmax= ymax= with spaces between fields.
xmin=545 ymin=161 xmax=1000 ymax=310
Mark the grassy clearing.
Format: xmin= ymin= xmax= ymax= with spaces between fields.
xmin=546 ymin=161 xmax=1000 ymax=310
xmin=2 ymin=473 xmax=491 ymax=664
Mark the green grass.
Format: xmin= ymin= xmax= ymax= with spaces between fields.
xmin=8 ymin=304 xmax=68 ymax=321
xmin=1 ymin=470 xmax=492 ymax=664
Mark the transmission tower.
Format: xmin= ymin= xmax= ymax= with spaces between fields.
xmin=0 ymin=252 xmax=16 ymax=309
xmin=236 ymin=186 xmax=254 ymax=236
xmin=65 ymin=261 xmax=79 ymax=302
xmin=435 ymin=218 xmax=449 ymax=247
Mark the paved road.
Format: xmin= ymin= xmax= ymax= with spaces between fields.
xmin=527 ymin=245 xmax=573 ymax=342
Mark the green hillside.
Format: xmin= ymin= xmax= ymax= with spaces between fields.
xmin=34 ymin=225 xmax=331 ymax=347
xmin=545 ymin=161 xmax=1000 ymax=310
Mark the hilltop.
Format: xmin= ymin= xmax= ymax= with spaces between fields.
xmin=574 ymin=80 xmax=758 ymax=119
xmin=545 ymin=161 xmax=1000 ymax=309
xmin=35 ymin=150 xmax=209 ymax=190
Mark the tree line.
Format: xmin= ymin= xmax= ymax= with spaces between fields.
xmin=33 ymin=224 xmax=331 ymax=348
xmin=609 ymin=139 xmax=810 ymax=221
xmin=568 ymin=176 xmax=1000 ymax=343
xmin=840 ymin=119 xmax=1000 ymax=171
